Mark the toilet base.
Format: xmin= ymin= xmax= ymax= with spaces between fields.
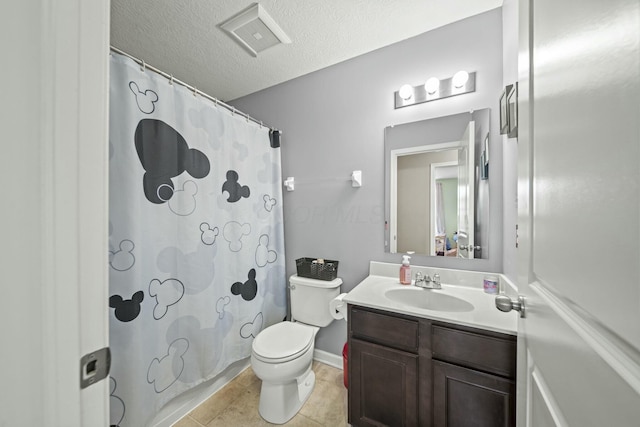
xmin=258 ymin=367 xmax=316 ymax=424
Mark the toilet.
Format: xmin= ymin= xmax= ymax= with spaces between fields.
xmin=251 ymin=274 xmax=343 ymax=424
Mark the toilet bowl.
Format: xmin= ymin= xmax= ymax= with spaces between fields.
xmin=251 ymin=321 xmax=319 ymax=424
xmin=250 ymin=275 xmax=342 ymax=424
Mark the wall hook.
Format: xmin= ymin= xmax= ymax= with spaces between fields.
xmin=351 ymin=170 xmax=362 ymax=187
xmin=284 ymin=177 xmax=295 ymax=191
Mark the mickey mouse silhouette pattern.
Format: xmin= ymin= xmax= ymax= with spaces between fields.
xmin=216 ymin=296 xmax=231 ymax=319
xmin=240 ymin=312 xmax=263 ymax=339
xmin=231 ymin=268 xmax=258 ymax=301
xmin=200 ymin=222 xmax=219 ymax=245
xmin=147 ymin=338 xmax=189 ymax=393
xmin=109 ymin=291 xmax=144 ymax=322
xmin=223 ymin=221 xmax=251 ymax=252
xmin=222 ymin=170 xmax=250 ymax=203
xmin=262 ymin=195 xmax=276 ymax=212
xmin=135 ymin=119 xmax=210 ymax=204
xmin=255 ymin=234 xmax=277 ymax=267
xmin=109 ymin=377 xmax=125 ymax=427
xmin=167 ymin=180 xmax=199 ymax=216
xmin=129 ymin=81 xmax=158 ymax=114
xmin=149 ymin=278 xmax=184 ymax=320
xmin=109 ymin=239 xmax=135 ymax=271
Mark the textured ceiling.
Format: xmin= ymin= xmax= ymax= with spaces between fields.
xmin=111 ymin=0 xmax=502 ymax=101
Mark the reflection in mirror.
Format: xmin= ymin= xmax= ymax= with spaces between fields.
xmin=384 ymin=109 xmax=490 ymax=259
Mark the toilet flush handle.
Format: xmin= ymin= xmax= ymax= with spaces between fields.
xmin=289 ymin=284 xmax=296 ymax=290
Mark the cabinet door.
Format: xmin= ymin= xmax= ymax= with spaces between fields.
xmin=433 ymin=360 xmax=515 ymax=427
xmin=350 ymin=338 xmax=418 ymax=426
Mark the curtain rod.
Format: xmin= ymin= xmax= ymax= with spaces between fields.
xmin=110 ymin=46 xmax=280 ymax=134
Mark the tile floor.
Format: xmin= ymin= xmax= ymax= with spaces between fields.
xmin=173 ymin=361 xmax=348 ymax=426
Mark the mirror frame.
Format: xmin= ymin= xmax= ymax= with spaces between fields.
xmin=384 ymin=109 xmax=491 ymax=260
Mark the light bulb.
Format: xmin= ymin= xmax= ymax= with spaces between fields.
xmin=424 ymin=77 xmax=440 ymax=94
xmin=452 ymin=71 xmax=469 ymax=88
xmin=398 ymin=84 xmax=413 ymax=100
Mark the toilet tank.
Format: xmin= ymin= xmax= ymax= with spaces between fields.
xmin=289 ymin=275 xmax=342 ymax=327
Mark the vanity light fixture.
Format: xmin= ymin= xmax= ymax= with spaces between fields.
xmin=424 ymin=77 xmax=440 ymax=95
xmin=394 ymin=70 xmax=476 ymax=109
xmin=452 ymin=70 xmax=470 ymax=88
xmin=398 ymin=84 xmax=414 ymax=101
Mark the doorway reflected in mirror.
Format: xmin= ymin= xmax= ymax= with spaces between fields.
xmin=384 ymin=109 xmax=491 ymax=259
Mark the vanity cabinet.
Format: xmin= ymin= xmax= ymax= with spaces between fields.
xmin=348 ymin=304 xmax=516 ymax=427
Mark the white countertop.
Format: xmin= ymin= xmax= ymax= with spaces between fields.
xmin=343 ymin=263 xmax=518 ymax=335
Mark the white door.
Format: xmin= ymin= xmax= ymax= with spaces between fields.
xmin=457 ymin=121 xmax=475 ymax=259
xmin=514 ymin=0 xmax=640 ymax=425
xmin=0 ymin=1 xmax=111 ymax=426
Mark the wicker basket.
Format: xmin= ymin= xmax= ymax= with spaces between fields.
xmin=295 ymin=257 xmax=339 ymax=281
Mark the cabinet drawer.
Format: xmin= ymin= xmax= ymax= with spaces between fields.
xmin=350 ymin=307 xmax=419 ymax=353
xmin=432 ymin=325 xmax=516 ymax=378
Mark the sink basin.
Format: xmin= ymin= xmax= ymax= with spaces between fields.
xmin=384 ymin=287 xmax=474 ymax=312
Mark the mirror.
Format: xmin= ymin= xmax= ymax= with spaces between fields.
xmin=384 ymin=109 xmax=490 ymax=259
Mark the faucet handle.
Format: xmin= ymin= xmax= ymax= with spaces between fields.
xmin=432 ymin=273 xmax=441 ymax=285
xmin=415 ymin=271 xmax=423 ymax=283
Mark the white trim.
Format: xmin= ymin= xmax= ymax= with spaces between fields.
xmin=430 ymin=161 xmax=458 ymax=255
xmin=531 ymin=368 xmax=568 ymax=427
xmin=39 ymin=0 xmax=111 ymax=424
xmin=390 ymin=151 xmax=398 ymax=252
xmin=391 ymin=141 xmax=459 ymax=157
xmin=314 ymin=349 xmax=344 ymax=370
xmin=531 ymin=281 xmax=640 ymax=395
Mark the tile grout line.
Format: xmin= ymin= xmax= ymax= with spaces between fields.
xmin=187 ymin=414 xmax=207 ymax=427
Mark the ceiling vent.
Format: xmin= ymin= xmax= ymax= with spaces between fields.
xmin=220 ymin=3 xmax=291 ymax=57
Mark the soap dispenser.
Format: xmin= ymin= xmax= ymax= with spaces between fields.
xmin=400 ymin=255 xmax=411 ymax=285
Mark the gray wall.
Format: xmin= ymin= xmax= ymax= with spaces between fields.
xmin=231 ymin=8 xmax=504 ymax=356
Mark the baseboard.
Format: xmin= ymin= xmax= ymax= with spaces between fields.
xmin=313 ymin=349 xmax=343 ymax=370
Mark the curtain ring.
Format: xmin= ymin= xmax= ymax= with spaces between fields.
xmin=260 ymin=121 xmax=263 ymax=129
xmin=232 ymin=107 xmax=235 ymax=115
xmin=169 ymin=75 xmax=174 ymax=85
xmin=214 ymin=98 xmax=218 ymax=107
xmin=140 ymin=60 xmax=146 ymax=72
xmin=193 ymin=87 xmax=197 ymax=97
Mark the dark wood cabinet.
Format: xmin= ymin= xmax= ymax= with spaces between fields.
xmin=348 ymin=304 xmax=516 ymax=427
xmin=350 ymin=338 xmax=418 ymax=426
xmin=433 ymin=360 xmax=515 ymax=427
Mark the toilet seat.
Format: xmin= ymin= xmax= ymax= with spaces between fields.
xmin=252 ymin=322 xmax=314 ymax=363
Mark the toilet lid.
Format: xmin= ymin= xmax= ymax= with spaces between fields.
xmin=252 ymin=322 xmax=314 ymax=361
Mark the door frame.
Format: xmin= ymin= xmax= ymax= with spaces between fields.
xmin=389 ymin=141 xmax=458 ymax=253
xmin=42 ymin=0 xmax=111 ymax=424
xmin=429 ymin=160 xmax=458 ymax=256
xmin=1 ymin=0 xmax=111 ymax=425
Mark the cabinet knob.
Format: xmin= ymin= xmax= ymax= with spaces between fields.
xmin=495 ymin=295 xmax=526 ymax=318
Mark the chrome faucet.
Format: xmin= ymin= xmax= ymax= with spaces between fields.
xmin=415 ymin=271 xmax=441 ymax=289
xmin=432 ymin=273 xmax=441 ymax=289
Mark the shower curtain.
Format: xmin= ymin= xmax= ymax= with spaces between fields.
xmin=108 ymin=53 xmax=286 ymax=427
